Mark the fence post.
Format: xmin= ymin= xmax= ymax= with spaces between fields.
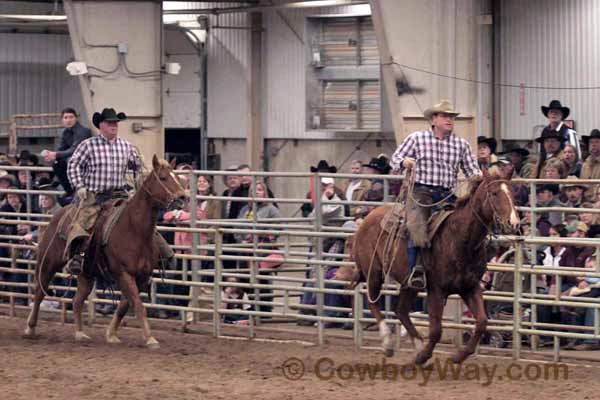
xmin=250 ymin=174 xmax=259 ymax=331
xmin=528 ymin=180 xmax=538 ymax=350
xmin=512 ymin=240 xmax=523 ymax=360
xmin=213 ymin=229 xmax=222 ymax=338
xmin=189 ymin=171 xmax=199 ymax=322
xmin=314 ymin=172 xmax=325 ymax=345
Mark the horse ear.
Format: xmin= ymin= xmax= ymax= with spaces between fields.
xmin=170 ymin=157 xmax=177 ymax=169
xmin=152 ymin=154 xmax=159 ymax=170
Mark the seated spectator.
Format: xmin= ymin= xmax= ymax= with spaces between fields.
xmin=342 ymin=160 xmax=371 ymax=218
xmin=0 ymin=173 xmax=18 ymax=204
xmin=507 ymin=146 xmax=531 ymax=178
xmin=554 ymin=222 xmax=594 ymax=294
xmin=579 ymin=203 xmax=599 ymax=227
xmin=228 ymin=164 xmax=277 ymax=220
xmin=162 ymin=174 xmax=222 ymax=319
xmin=221 ymin=276 xmax=251 ymax=325
xmin=23 ymin=185 xmax=62 ymax=309
xmin=540 ymin=224 xmax=568 ymax=291
xmin=536 ymin=184 xmax=563 ymax=235
xmin=477 ymin=136 xmax=498 ymax=170
xmin=301 ymin=160 xmax=346 ymax=218
xmin=581 ymin=129 xmax=600 ymax=202
xmin=0 ymin=189 xmax=29 ymax=305
xmin=541 ymin=158 xmax=566 ymax=180
xmin=221 ymin=165 xmax=240 ymax=218
xmin=234 ymin=180 xmax=280 ymax=314
xmin=362 ymin=156 xmax=391 ymax=187
xmin=560 ymin=144 xmax=582 ymax=177
xmin=572 ymin=254 xmax=600 ymax=350
xmin=560 ymin=176 xmax=586 ymax=207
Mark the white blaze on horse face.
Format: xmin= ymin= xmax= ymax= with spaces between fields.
xmin=500 ymin=183 xmax=520 ymax=229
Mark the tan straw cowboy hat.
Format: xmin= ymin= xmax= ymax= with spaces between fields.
xmin=423 ymin=100 xmax=460 ymax=120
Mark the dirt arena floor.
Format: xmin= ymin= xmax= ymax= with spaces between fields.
xmin=1 ymin=310 xmax=600 ymax=400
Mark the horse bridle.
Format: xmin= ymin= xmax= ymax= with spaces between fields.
xmin=468 ymin=178 xmax=515 ymax=245
xmin=143 ymin=170 xmax=182 ymax=208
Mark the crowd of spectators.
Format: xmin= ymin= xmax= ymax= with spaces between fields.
xmin=1 ymin=99 xmax=600 ymax=351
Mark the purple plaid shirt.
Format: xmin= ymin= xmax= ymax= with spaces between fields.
xmin=67 ymin=135 xmax=141 ymax=192
xmin=391 ymin=129 xmax=480 ymax=189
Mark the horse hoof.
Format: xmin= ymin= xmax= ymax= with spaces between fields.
xmin=414 ymin=352 xmax=430 ymax=366
xmin=451 ymin=352 xmax=469 ymax=364
xmin=146 ymin=338 xmax=160 ymax=349
xmin=384 ymin=348 xmax=394 ymax=357
xmin=75 ymin=331 xmax=92 ymax=342
xmin=106 ymin=335 xmax=121 ymax=344
xmin=23 ymin=327 xmax=37 ymax=338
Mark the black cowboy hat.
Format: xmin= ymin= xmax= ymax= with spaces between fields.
xmin=310 ymin=160 xmax=337 ymax=173
xmin=507 ymin=146 xmax=530 ymax=158
xmin=536 ymin=184 xmax=560 ymax=195
xmin=535 ymin=127 xmax=568 ymax=143
xmin=17 ymin=150 xmax=39 ymax=166
xmin=363 ymin=156 xmax=391 ymax=175
xmin=582 ymin=129 xmax=600 ymax=145
xmin=92 ymin=108 xmax=127 ymax=129
xmin=541 ymin=100 xmax=570 ymax=119
xmin=477 ymin=136 xmax=497 ymax=154
xmin=35 ymin=177 xmax=54 ymax=190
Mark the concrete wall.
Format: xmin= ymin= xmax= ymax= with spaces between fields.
xmin=65 ymin=0 xmax=164 ymax=161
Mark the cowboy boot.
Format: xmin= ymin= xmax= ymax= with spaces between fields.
xmin=64 ymin=252 xmax=85 ymax=275
xmin=406 ymin=248 xmax=426 ymax=290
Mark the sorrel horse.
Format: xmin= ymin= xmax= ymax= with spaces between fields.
xmin=352 ymin=171 xmax=520 ymax=365
xmin=24 ymin=155 xmax=187 ymax=348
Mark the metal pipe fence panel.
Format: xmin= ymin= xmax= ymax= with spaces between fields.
xmin=0 ymin=166 xmax=599 ymax=362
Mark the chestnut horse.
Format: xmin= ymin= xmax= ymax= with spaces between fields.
xmin=24 ymin=155 xmax=187 ymax=348
xmin=352 ymin=172 xmax=519 ymax=365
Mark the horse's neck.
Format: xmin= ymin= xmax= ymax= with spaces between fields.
xmin=451 ymin=199 xmax=490 ymax=250
xmin=125 ymin=187 xmax=158 ymax=237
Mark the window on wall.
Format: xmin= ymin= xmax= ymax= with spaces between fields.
xmin=307 ymin=16 xmax=381 ymax=131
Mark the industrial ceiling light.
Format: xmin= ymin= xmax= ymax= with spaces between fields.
xmin=284 ymin=0 xmax=360 ymax=8
xmin=0 ymin=14 xmax=66 ymax=21
xmin=66 ymin=61 xmax=88 ymax=76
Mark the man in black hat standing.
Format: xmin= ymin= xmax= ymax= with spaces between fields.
xmin=42 ymin=108 xmax=91 ymax=200
xmin=391 ymin=100 xmax=481 ymax=289
xmin=531 ymin=100 xmax=574 ymax=178
xmin=64 ymin=108 xmax=173 ymax=275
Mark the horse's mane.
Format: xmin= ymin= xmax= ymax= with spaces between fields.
xmin=454 ymin=176 xmax=485 ymax=209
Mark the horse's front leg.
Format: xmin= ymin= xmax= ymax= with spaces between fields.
xmin=414 ymin=290 xmax=444 ymax=366
xmin=73 ymin=274 xmax=95 ymax=341
xmin=452 ymin=288 xmax=487 ymax=363
xmin=118 ymin=271 xmax=158 ymax=349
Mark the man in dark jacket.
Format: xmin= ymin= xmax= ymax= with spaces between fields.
xmin=42 ymin=107 xmax=92 ymax=198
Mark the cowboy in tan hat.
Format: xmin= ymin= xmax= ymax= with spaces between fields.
xmin=390 ymin=100 xmax=481 ymax=289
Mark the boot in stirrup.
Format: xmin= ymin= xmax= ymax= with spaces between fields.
xmin=407 ymin=264 xmax=426 ymax=290
xmin=64 ymin=253 xmax=84 ymax=275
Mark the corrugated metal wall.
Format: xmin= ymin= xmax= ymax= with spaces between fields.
xmin=260 ymin=4 xmax=370 ymax=139
xmin=498 ymin=0 xmax=600 ymax=141
xmin=0 ymin=33 xmax=85 ymax=126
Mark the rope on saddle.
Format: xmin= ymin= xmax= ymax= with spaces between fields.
xmin=36 ymin=204 xmax=79 ymax=299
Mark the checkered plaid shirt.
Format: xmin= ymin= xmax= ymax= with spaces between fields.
xmin=391 ymin=129 xmax=480 ymax=189
xmin=67 ymin=135 xmax=141 ymax=193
